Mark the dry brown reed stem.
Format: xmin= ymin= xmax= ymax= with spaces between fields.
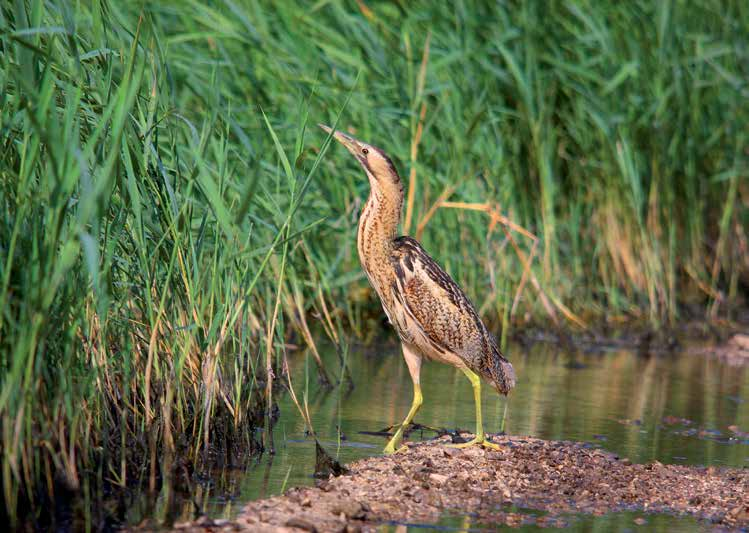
xmin=417 ymin=195 xmax=587 ymax=329
xmin=8 ymin=405 xmax=23 ymax=481
xmin=466 ymin=202 xmax=562 ymax=326
xmin=684 ymin=265 xmax=722 ymax=301
xmin=316 ymin=287 xmax=339 ymax=345
xmin=162 ymin=380 xmax=175 ymax=454
xmin=144 ymin=313 xmax=161 ymax=425
xmin=199 ymin=295 xmax=246 ymax=448
xmin=414 ymin=184 xmax=456 ymax=241
xmin=510 ymin=238 xmax=538 ymax=317
xmin=281 ymin=355 xmax=315 ymax=437
xmin=708 ymin=182 xmax=742 ymax=318
xmin=300 ymin=242 xmax=339 ymax=345
xmin=355 ymin=0 xmax=375 ymax=22
xmin=710 ymin=180 xmax=738 ymax=285
xmin=484 ymin=204 xmax=585 ymax=329
xmin=735 ymin=212 xmax=749 ymax=279
xmin=403 ymin=103 xmax=428 ymax=234
xmin=403 ymin=32 xmax=430 ymax=234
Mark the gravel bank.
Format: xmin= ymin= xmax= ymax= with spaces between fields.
xmin=174 ymin=434 xmax=748 ymax=532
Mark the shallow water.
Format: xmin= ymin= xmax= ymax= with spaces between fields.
xmin=145 ymin=340 xmax=749 ymax=528
xmin=400 ymin=508 xmax=708 ymax=531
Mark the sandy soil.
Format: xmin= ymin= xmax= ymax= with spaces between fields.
xmin=174 ymin=434 xmax=749 ymax=532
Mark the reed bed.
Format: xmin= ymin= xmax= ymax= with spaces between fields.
xmin=0 ymin=0 xmax=747 ymax=525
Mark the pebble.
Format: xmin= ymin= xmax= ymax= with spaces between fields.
xmin=285 ymin=517 xmax=319 ymax=532
xmin=428 ymin=473 xmax=448 ymax=486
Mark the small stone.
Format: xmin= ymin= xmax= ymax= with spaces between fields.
xmin=316 ymin=479 xmax=332 ymax=491
xmin=429 ymin=473 xmax=448 ymax=486
xmin=301 ymin=497 xmax=312 ymax=507
xmin=729 ymin=334 xmax=749 ymax=350
xmin=331 ymin=500 xmax=366 ymax=520
xmin=729 ymin=505 xmax=749 ymax=521
xmin=392 ymin=464 xmax=407 ymax=476
xmin=634 ymin=517 xmax=647 ymax=525
xmin=285 ymin=517 xmax=318 ymax=532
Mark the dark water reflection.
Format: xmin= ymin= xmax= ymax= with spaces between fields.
xmin=161 ymin=341 xmax=749 ymax=527
xmin=423 ymin=509 xmax=706 ymax=531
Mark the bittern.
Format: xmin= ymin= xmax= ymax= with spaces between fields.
xmin=320 ymin=124 xmax=516 ymax=454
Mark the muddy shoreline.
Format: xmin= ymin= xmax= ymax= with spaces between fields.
xmin=175 ymin=434 xmax=749 ymax=532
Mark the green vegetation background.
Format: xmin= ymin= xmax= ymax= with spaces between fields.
xmin=0 ymin=0 xmax=747 ymax=523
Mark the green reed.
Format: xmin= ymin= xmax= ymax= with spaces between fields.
xmin=0 ymin=0 xmax=746 ymax=524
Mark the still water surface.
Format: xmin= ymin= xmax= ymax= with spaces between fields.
xmin=145 ymin=340 xmax=749 ymax=529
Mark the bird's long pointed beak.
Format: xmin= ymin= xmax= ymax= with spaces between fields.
xmin=318 ymin=123 xmax=360 ymax=154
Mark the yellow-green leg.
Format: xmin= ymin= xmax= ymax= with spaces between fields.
xmin=383 ymin=383 xmax=422 ymax=454
xmin=448 ymin=367 xmax=501 ymax=450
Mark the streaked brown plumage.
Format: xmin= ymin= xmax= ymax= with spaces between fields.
xmin=319 ymin=124 xmax=515 ymax=453
xmin=390 ymin=237 xmax=516 ymax=393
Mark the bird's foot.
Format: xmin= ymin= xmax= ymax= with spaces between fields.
xmin=383 ymin=443 xmax=409 ymax=454
xmin=446 ymin=434 xmax=501 ymax=451
xmin=383 ymin=432 xmax=406 ymax=454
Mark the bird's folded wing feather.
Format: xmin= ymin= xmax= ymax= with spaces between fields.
xmin=390 ymin=236 xmax=493 ymax=360
xmin=390 ymin=236 xmax=515 ymax=393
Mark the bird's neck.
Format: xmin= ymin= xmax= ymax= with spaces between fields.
xmin=357 ymin=187 xmax=403 ymax=289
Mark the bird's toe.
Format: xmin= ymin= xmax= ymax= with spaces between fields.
xmin=445 ymin=434 xmax=501 ymax=451
xmin=479 ymin=439 xmax=502 ymax=451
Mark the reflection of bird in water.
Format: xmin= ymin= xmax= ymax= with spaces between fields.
xmin=320 ymin=124 xmax=516 ymax=453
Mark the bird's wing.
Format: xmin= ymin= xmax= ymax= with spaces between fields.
xmin=390 ymin=236 xmax=515 ymax=393
xmin=390 ymin=236 xmax=498 ymax=360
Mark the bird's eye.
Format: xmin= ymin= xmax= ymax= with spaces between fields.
xmin=362 ymin=148 xmax=369 ymax=155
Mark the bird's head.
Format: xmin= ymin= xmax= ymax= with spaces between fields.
xmin=319 ymin=124 xmax=403 ymax=197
